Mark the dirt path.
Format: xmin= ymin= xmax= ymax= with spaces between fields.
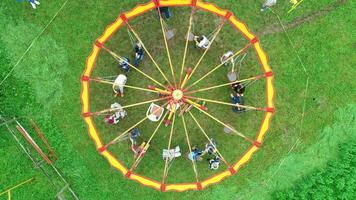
xmin=259 ymin=0 xmax=347 ymax=36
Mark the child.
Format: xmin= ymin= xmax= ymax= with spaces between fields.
xmin=104 ymin=103 xmax=127 ymax=125
xmin=261 ymin=0 xmax=277 ymax=12
xmin=163 ymin=146 xmax=181 ymax=161
xmin=118 ymin=57 xmax=130 ymax=73
xmin=188 ymin=146 xmax=203 ymax=161
xmin=129 ymin=128 xmax=141 ymax=145
xmin=231 ymin=93 xmax=245 ymax=113
xmin=113 ymin=74 xmax=127 ymax=97
xmin=208 ymin=156 xmax=220 ymax=170
xmin=134 ymin=43 xmax=144 ymax=67
xmin=194 ymin=35 xmax=210 ymax=49
xmin=221 ymin=51 xmax=235 ymax=66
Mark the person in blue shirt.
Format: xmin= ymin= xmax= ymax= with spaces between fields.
xmin=159 ymin=7 xmax=171 ymax=20
xmin=188 ymin=146 xmax=203 ymax=161
xmin=118 ymin=57 xmax=130 ymax=73
xmin=129 ymin=128 xmax=141 ymax=145
xmin=133 ymin=43 xmax=144 ymax=67
xmin=231 ymin=93 xmax=245 ymax=113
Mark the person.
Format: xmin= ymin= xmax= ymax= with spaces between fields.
xmin=204 ymin=139 xmax=217 ymax=155
xmin=104 ymin=103 xmax=127 ymax=125
xmin=163 ymin=146 xmax=181 ymax=161
xmin=261 ymin=0 xmax=277 ymax=12
xmin=231 ymin=93 xmax=245 ymax=113
xmin=221 ymin=51 xmax=235 ymax=66
xmin=208 ymin=156 xmax=221 ymax=170
xmin=118 ymin=57 xmax=130 ymax=73
xmin=159 ymin=7 xmax=171 ymax=20
xmin=231 ymin=82 xmax=245 ymax=96
xmin=194 ymin=35 xmax=210 ymax=49
xmin=133 ymin=141 xmax=147 ymax=158
xmin=113 ymin=74 xmax=127 ymax=97
xmin=26 ymin=0 xmax=40 ymax=9
xmin=188 ymin=146 xmax=203 ymax=161
xmin=129 ymin=128 xmax=141 ymax=153
xmin=129 ymin=128 xmax=141 ymax=145
xmin=134 ymin=43 xmax=144 ymax=67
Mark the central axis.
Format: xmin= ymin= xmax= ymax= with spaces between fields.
xmin=172 ymin=89 xmax=184 ymax=101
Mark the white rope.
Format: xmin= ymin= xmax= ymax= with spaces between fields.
xmin=207 ymin=19 xmax=223 ymax=40
xmin=269 ymin=8 xmax=310 ymax=139
xmin=0 ymin=0 xmax=69 ymax=86
xmin=127 ymin=29 xmax=136 ymax=47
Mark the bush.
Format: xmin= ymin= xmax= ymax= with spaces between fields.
xmin=272 ymin=141 xmax=356 ymax=200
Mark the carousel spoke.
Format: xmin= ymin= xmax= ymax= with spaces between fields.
xmin=125 ymin=22 xmax=173 ymax=88
xmin=91 ymin=97 xmax=169 ymax=116
xmin=90 ymin=77 xmax=161 ymax=94
xmin=188 ymin=112 xmax=230 ymax=167
xmin=188 ymin=102 xmax=254 ymax=143
xmin=130 ymin=111 xmax=169 ymax=171
xmin=186 ymin=96 xmax=265 ymax=111
xmin=179 ymin=7 xmax=196 ymax=85
xmin=185 ymin=44 xmax=251 ymax=90
xmin=181 ymin=114 xmax=199 ymax=183
xmin=158 ymin=10 xmax=177 ymax=87
xmin=102 ymin=46 xmax=166 ymax=88
xmin=185 ymin=75 xmax=262 ymax=95
xmin=188 ymin=19 xmax=226 ymax=82
xmin=162 ymin=113 xmax=176 ymax=184
xmin=102 ymin=102 xmax=169 ymax=150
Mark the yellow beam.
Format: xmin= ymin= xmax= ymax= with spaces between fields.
xmin=187 ymin=96 xmax=263 ymax=111
xmin=159 ymin=14 xmax=177 ymax=87
xmin=189 ymin=103 xmax=253 ymax=143
xmin=106 ymin=102 xmax=169 ymax=148
xmin=188 ymin=112 xmax=229 ymax=167
xmin=185 ymin=75 xmax=260 ymax=95
xmin=184 ymin=98 xmax=207 ymax=111
xmin=91 ymin=78 xmax=160 ymax=94
xmin=92 ymin=97 xmax=168 ymax=116
xmin=131 ymin=111 xmax=169 ymax=171
xmin=180 ymin=8 xmax=195 ymax=85
xmin=0 ymin=178 xmax=34 ymax=196
xmin=102 ymin=46 xmax=166 ymax=88
xmin=288 ymin=0 xmax=305 ymax=14
xmin=180 ymin=68 xmax=192 ymax=89
xmin=125 ymin=23 xmax=173 ymax=87
xmin=185 ymin=44 xmax=250 ymax=90
xmin=181 ymin=114 xmax=199 ymax=182
xmin=189 ymin=20 xmax=225 ymax=81
xmin=162 ymin=113 xmax=176 ymax=183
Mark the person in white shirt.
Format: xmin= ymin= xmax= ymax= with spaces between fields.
xmin=27 ymin=0 xmax=40 ymax=9
xmin=194 ymin=35 xmax=210 ymax=49
xmin=221 ymin=51 xmax=235 ymax=66
xmin=261 ymin=0 xmax=277 ymax=12
xmin=112 ymin=74 xmax=127 ymax=97
xmin=104 ymin=103 xmax=127 ymax=125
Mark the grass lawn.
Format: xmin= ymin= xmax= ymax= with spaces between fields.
xmin=0 ymin=0 xmax=355 ymax=200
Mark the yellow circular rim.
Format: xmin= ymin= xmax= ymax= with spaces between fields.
xmin=81 ymin=0 xmax=275 ymax=192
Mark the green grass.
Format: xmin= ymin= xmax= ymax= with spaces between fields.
xmin=0 ymin=0 xmax=355 ymax=199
